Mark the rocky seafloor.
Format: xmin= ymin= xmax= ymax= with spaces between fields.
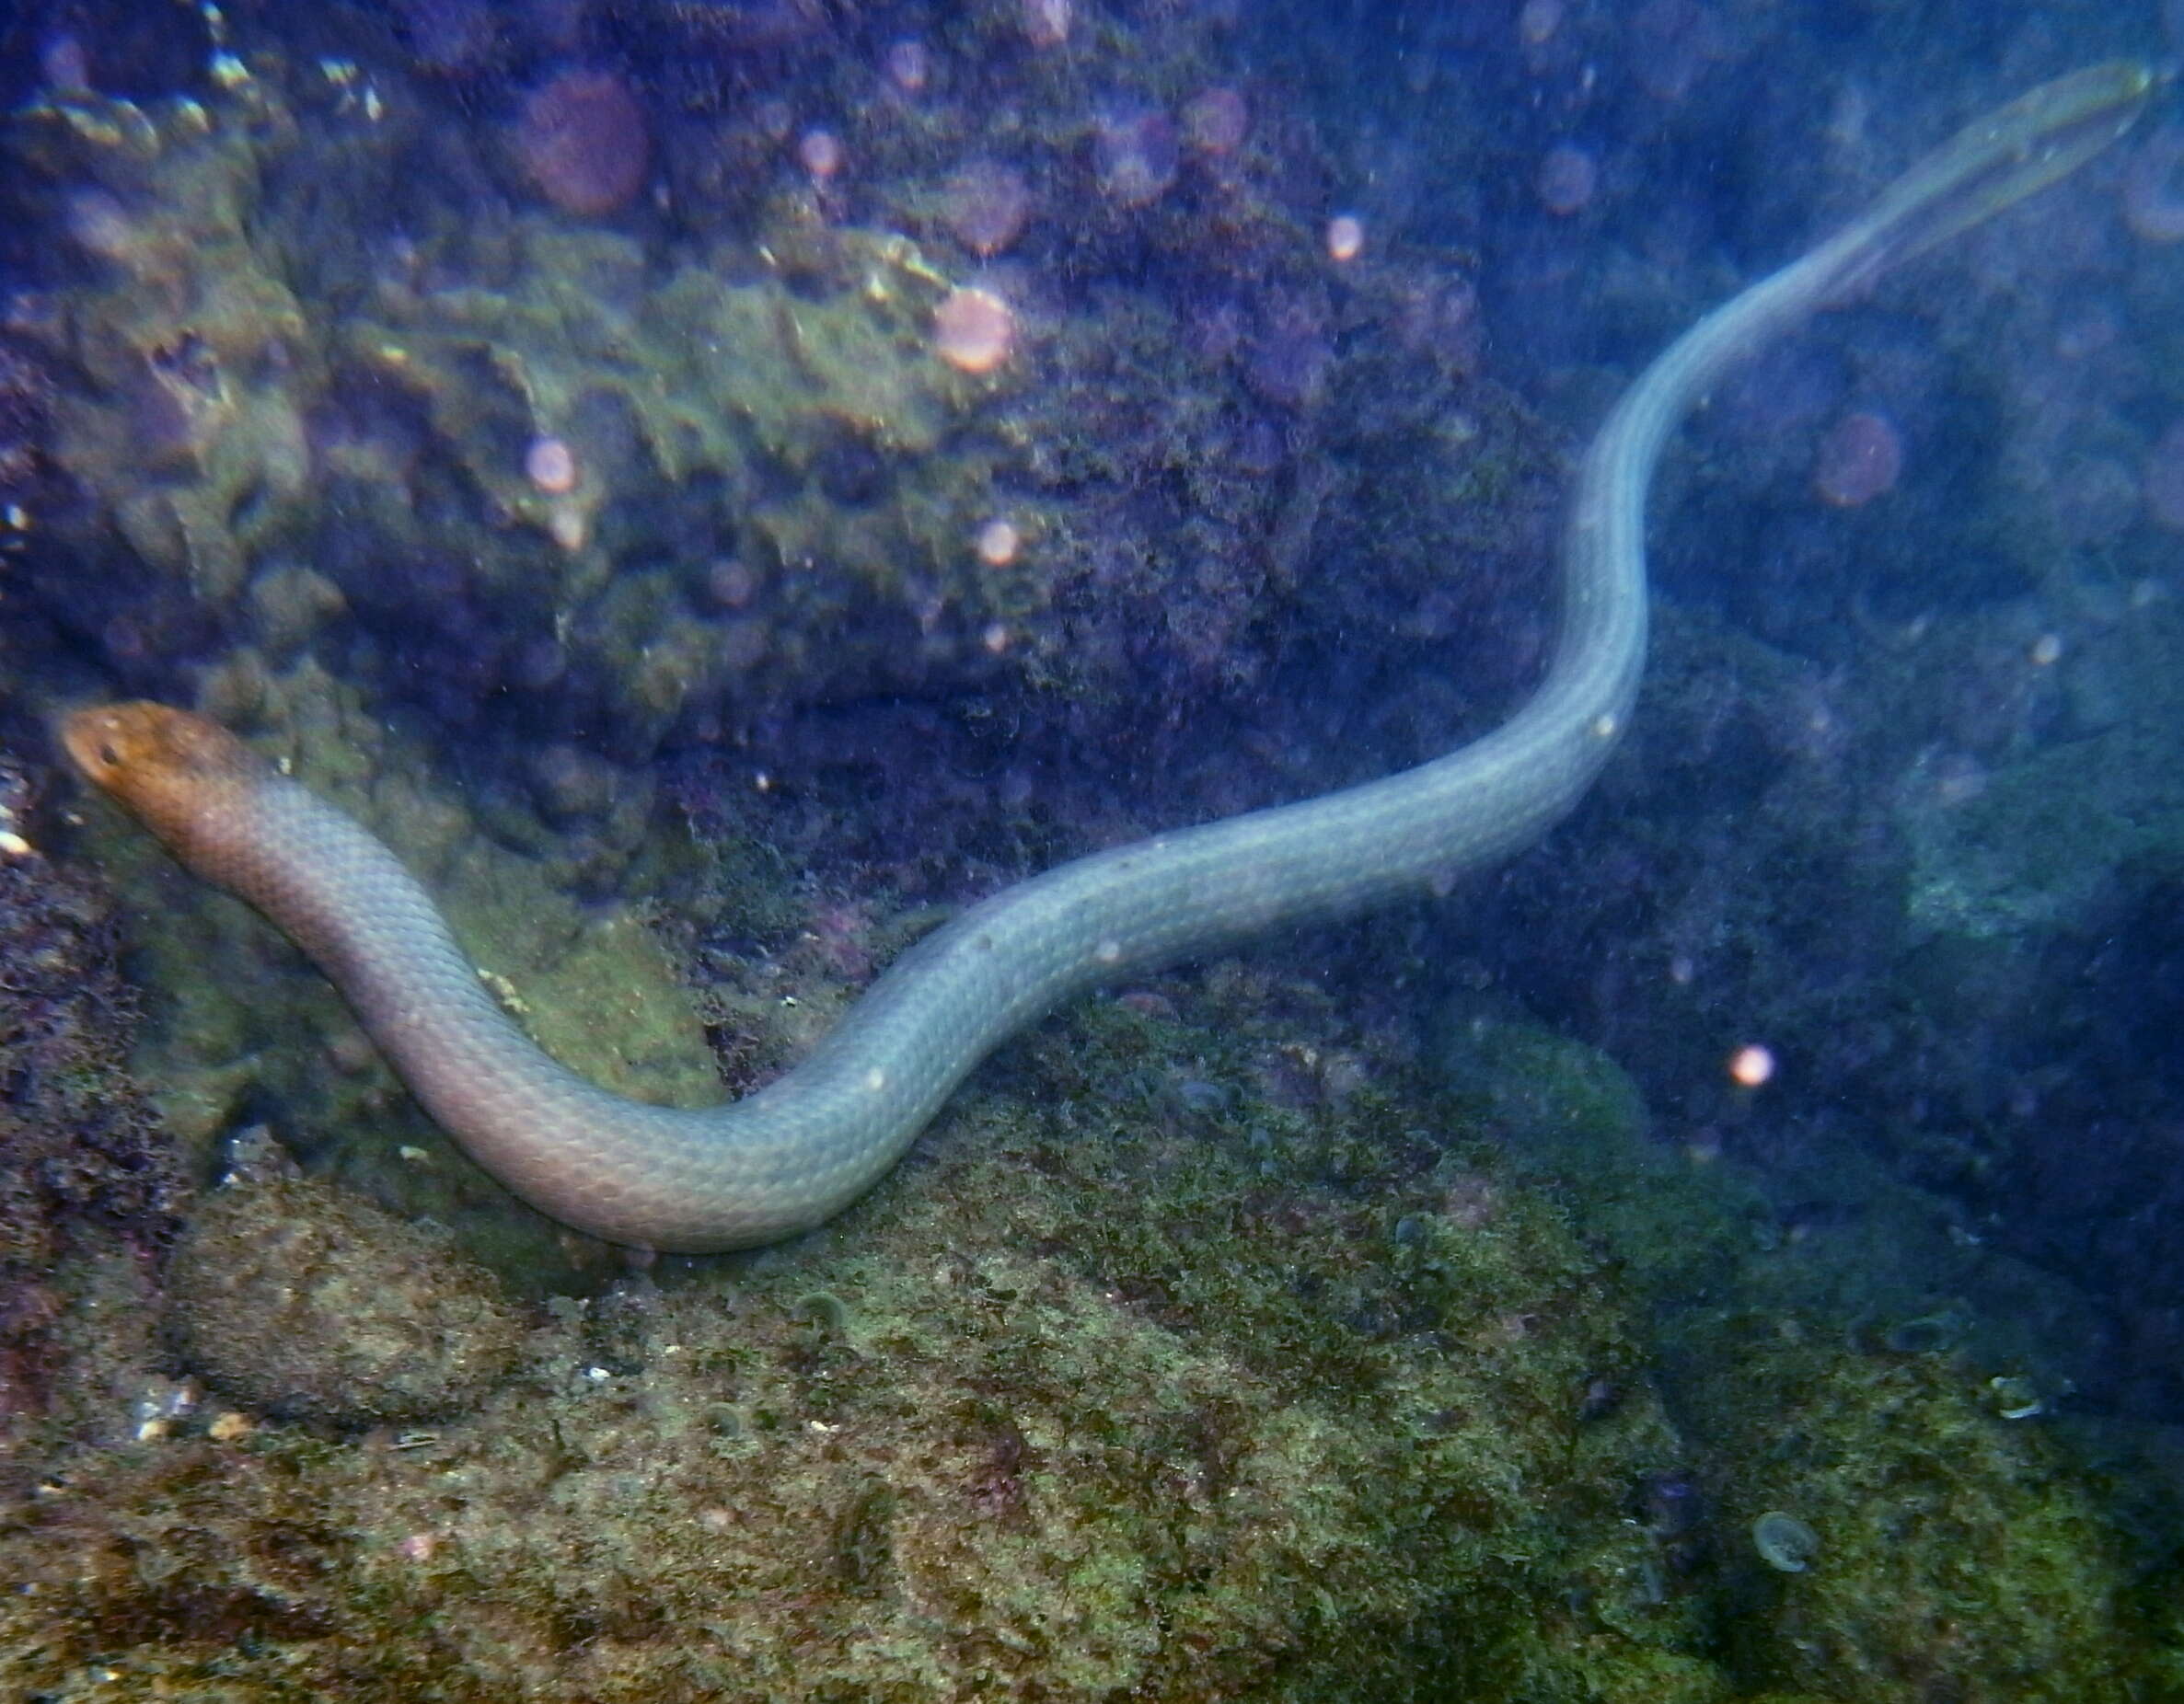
xmin=1 ymin=0 xmax=2182 ymax=1695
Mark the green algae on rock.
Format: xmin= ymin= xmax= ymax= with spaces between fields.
xmin=329 ymin=213 xmax=1037 ymax=743
xmin=166 ymin=1137 xmax=526 ymax=1424
xmin=0 ymin=989 xmax=1718 ymax=1701
xmin=0 ymin=743 xmax=184 ymax=1451
xmin=16 ymin=85 xmax=320 ymax=604
xmin=9 ymin=31 xmax=1554 ymax=777
xmin=1682 ymin=1296 xmax=2152 ymax=1699
xmin=3 ymin=933 xmax=2176 ymax=1698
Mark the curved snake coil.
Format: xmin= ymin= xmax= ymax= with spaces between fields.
xmin=64 ymin=63 xmax=2152 ymax=1251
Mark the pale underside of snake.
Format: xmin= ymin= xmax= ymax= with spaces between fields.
xmin=64 ymin=63 xmax=2153 ymax=1252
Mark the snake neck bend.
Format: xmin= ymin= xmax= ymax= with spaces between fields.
xmin=64 ymin=63 xmax=2150 ymax=1252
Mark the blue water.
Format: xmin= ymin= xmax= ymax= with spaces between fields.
xmin=0 ymin=0 xmax=2178 ymax=1696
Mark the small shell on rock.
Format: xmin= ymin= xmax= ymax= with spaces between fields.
xmin=1751 ymin=1510 xmax=1820 ymax=1573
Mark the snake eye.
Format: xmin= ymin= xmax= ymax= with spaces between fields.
xmin=98 ymin=743 xmax=119 ymax=767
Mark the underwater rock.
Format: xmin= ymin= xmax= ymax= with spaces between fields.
xmin=514 ymin=67 xmax=651 ymax=217
xmin=4 ymin=17 xmax=1550 ymax=788
xmin=166 ymin=1157 xmax=526 ymax=1424
xmin=0 ymin=748 xmax=179 ymax=1273
xmin=0 ymin=743 xmax=181 ymax=1445
xmin=0 ymin=987 xmax=1736 ymax=1698
xmin=0 ymin=339 xmax=55 ymax=500
xmin=19 ymin=85 xmax=319 ymax=604
xmin=0 ymin=909 xmax=2169 ymax=1695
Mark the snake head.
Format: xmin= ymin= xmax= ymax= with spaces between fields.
xmin=60 ymin=701 xmax=269 ymax=876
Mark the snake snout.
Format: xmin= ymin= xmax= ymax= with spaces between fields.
xmin=60 ymin=702 xmax=267 ymax=871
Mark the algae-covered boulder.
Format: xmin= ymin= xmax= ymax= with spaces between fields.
xmin=0 ymin=967 xmax=2171 ymax=1700
xmin=0 ymin=995 xmax=1725 ymax=1701
xmin=15 ymin=84 xmax=319 ymax=604
xmin=1686 ymin=1316 xmax=2146 ymax=1704
xmin=0 ymin=743 xmax=183 ymax=1452
xmin=166 ymin=1157 xmax=526 ymax=1424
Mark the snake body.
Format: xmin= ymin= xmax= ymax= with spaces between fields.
xmin=64 ymin=64 xmax=2150 ymax=1251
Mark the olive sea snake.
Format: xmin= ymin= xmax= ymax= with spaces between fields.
xmin=64 ymin=63 xmax=2152 ymax=1251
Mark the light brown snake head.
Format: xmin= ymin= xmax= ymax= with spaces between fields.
xmin=61 ymin=702 xmax=267 ymax=880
